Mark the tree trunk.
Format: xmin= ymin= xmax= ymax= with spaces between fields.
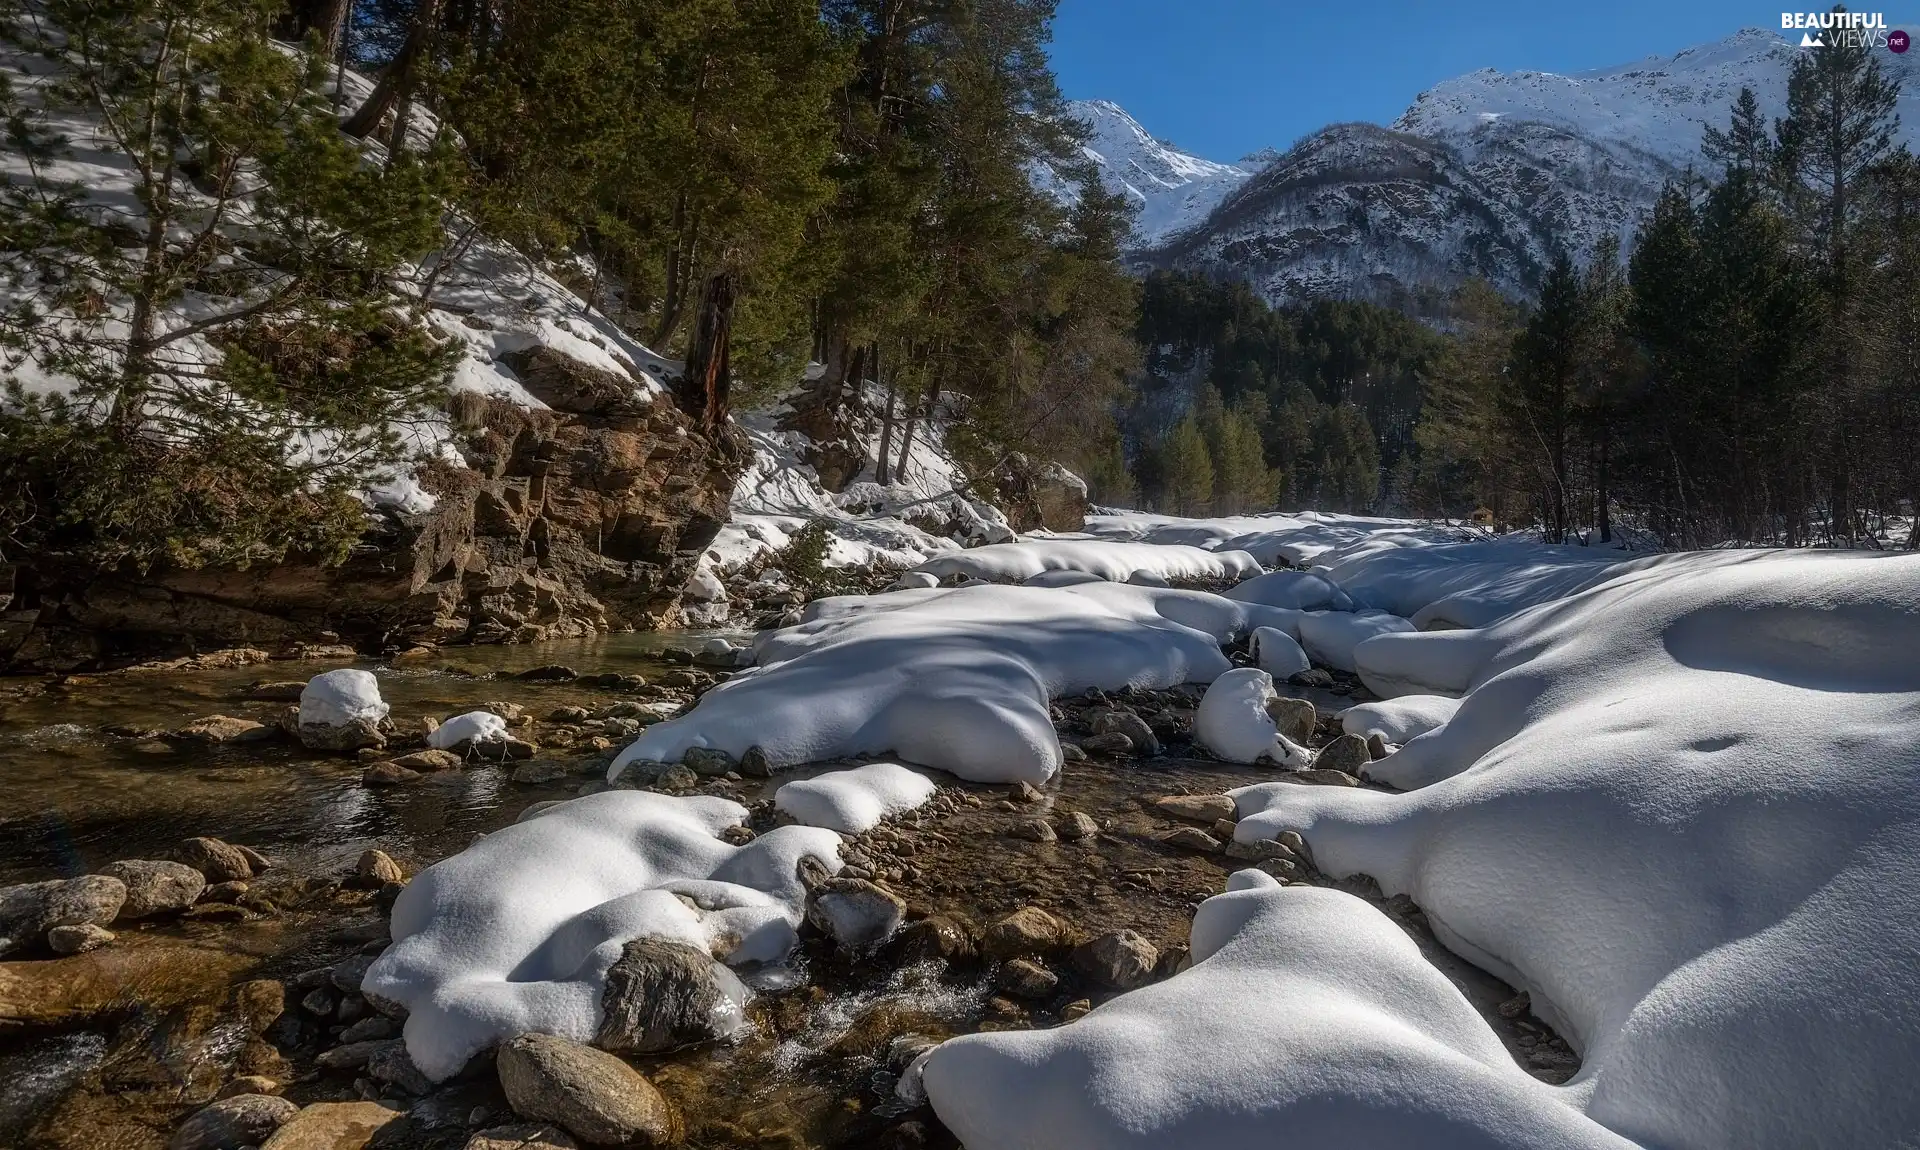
xmin=677 ymin=271 xmax=736 ymax=430
xmin=279 ymin=0 xmax=350 ymax=56
xmin=875 ymin=346 xmax=896 ymax=486
xmin=342 ymin=0 xmax=445 ymax=140
xmin=896 ymin=374 xmax=936 ymax=484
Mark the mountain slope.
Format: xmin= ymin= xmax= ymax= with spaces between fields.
xmin=1051 ymin=99 xmax=1254 ymax=246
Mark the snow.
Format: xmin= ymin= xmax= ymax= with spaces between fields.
xmin=1222 ymin=569 xmax=1352 ymax=611
xmin=1229 ymin=548 xmax=1920 ymax=1148
xmin=1193 ymin=668 xmax=1310 ymax=767
xmin=1036 ymin=100 xmax=1255 ymax=248
xmin=1339 ymin=694 xmax=1460 ymax=745
xmin=921 ymin=875 xmax=1630 ymax=1150
xmin=298 ymin=669 xmax=388 ymax=728
xmin=362 ymin=790 xmax=843 ymax=1082
xmin=908 ymin=540 xmax=1262 ymax=585
xmin=609 ymin=581 xmax=1298 ymax=784
xmin=1297 ymin=609 xmax=1418 ymax=673
xmin=1083 ymin=510 xmax=1473 ymax=568
xmin=427 ymin=710 xmax=508 ymax=750
xmin=773 ymin=763 xmax=938 ymax=834
xmin=1249 ymin=626 xmax=1310 ymax=677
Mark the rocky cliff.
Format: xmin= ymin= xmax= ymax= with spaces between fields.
xmin=0 ymin=349 xmax=745 ymax=673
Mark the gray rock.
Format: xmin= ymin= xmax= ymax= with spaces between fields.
xmin=651 ymin=764 xmax=698 ymax=791
xmin=1010 ymin=818 xmax=1056 ymax=843
xmin=1224 ymin=838 xmax=1299 ymax=863
xmin=48 ymin=922 xmax=114 ymax=954
xmin=173 ymin=837 xmax=253 ymax=883
xmin=890 ymin=915 xmax=976 ymax=965
xmin=1056 ymin=811 xmax=1100 ymax=841
xmin=339 ymin=1016 xmax=396 ymax=1043
xmin=1262 ymin=696 xmax=1318 ymax=744
xmin=1072 ymin=929 xmax=1159 ymax=990
xmin=1078 ymin=731 xmax=1133 ymax=756
xmin=496 ymin=1033 xmax=680 ymax=1147
xmin=594 ymin=936 xmax=746 ymax=1054
xmin=168 ymin=1093 xmax=299 ymax=1150
xmin=806 ymin=877 xmax=906 ymax=949
xmin=1367 ymin=733 xmax=1390 ymax=760
xmin=994 ymin=958 xmax=1059 ymax=1000
xmin=511 ymin=760 xmax=571 ymax=784
xmin=1058 ymin=742 xmax=1088 ymax=763
xmin=1313 ymin=734 xmax=1373 ymax=776
xmin=737 ymin=746 xmax=772 ymax=778
xmin=981 ymin=906 xmax=1074 ymax=959
xmin=1092 ymin=710 xmax=1160 ymax=755
xmin=101 ymin=859 xmax=205 ymax=919
xmin=367 ymin=1039 xmax=434 ymax=1095
xmin=330 ymin=955 xmax=375 ymax=995
xmin=1160 ymin=827 xmax=1222 ymax=852
xmin=0 ymin=875 xmax=127 ymax=955
xmin=1153 ymin=793 xmax=1236 ymax=823
xmin=682 ymin=747 xmax=734 ymax=776
xmin=465 ymin=1124 xmax=580 ymax=1150
xmin=315 ymin=1039 xmax=395 ymax=1071
xmin=298 ymin=717 xmax=387 ymax=753
xmin=1287 ymin=668 xmax=1334 ymax=689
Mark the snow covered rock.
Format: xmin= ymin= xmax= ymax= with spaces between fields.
xmin=594 ymin=936 xmax=748 ymax=1055
xmin=362 ymin=791 xmax=841 ymax=1081
xmin=1223 ymin=569 xmax=1352 ymax=611
xmin=773 ymin=764 xmax=937 ymax=834
xmin=612 ymin=582 xmax=1294 ymax=785
xmin=921 ymin=877 xmax=1630 ymax=1149
xmin=1231 ymin=549 xmax=1920 ymax=1148
xmin=907 ymin=540 xmax=1262 ymax=586
xmin=1194 ymin=669 xmax=1310 ymax=767
xmin=427 ymin=711 xmax=509 ymax=752
xmin=1340 ymin=695 xmax=1461 ymax=745
xmin=1296 ymin=609 xmax=1417 ymax=673
xmin=296 ymin=669 xmax=390 ymax=751
xmin=1249 ymin=625 xmax=1310 ymax=677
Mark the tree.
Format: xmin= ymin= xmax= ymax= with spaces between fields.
xmin=1702 ymin=86 xmax=1774 ymax=180
xmin=1505 ymin=255 xmax=1582 ymax=542
xmin=1157 ymin=415 xmax=1215 ymax=514
xmin=0 ymin=0 xmax=457 ymax=567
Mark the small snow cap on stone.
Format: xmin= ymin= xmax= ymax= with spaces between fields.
xmin=1195 ymin=668 xmax=1310 ymax=767
xmin=428 ymin=710 xmax=509 ymax=750
xmin=299 ymin=669 xmax=389 ymax=728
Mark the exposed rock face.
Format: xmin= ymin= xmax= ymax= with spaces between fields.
xmin=1 ymin=350 xmax=746 ymax=671
xmin=595 ymin=937 xmax=746 ymax=1054
xmin=996 ymin=454 xmax=1089 ymax=533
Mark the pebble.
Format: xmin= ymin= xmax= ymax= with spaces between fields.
xmin=1011 ymin=818 xmax=1057 ymax=843
xmin=1160 ymin=827 xmax=1222 ymax=852
xmin=1057 ymin=811 xmax=1100 ymax=840
xmin=355 ymin=850 xmax=404 ymax=889
xmin=1153 ymin=793 xmax=1236 ymax=823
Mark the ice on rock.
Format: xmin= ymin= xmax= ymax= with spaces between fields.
xmin=1222 ymin=569 xmax=1352 ymax=611
xmin=1297 ymin=608 xmax=1417 ymax=672
xmin=1339 ymin=694 xmax=1460 ymax=745
xmin=921 ymin=876 xmax=1632 ymax=1150
xmin=1232 ymin=550 xmax=1920 ymax=1149
xmin=907 ymin=539 xmax=1262 ymax=585
xmin=1249 ymin=625 xmax=1310 ymax=677
xmin=1194 ymin=668 xmax=1309 ymax=767
xmin=611 ymin=582 xmax=1298 ymax=785
xmin=363 ymin=791 xmax=842 ymax=1082
xmin=428 ymin=710 xmax=508 ymax=750
xmin=773 ymin=763 xmax=938 ymax=834
xmin=299 ymin=669 xmax=389 ymax=727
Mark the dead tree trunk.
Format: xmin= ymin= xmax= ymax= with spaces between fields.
xmin=677 ymin=271 xmax=736 ymax=431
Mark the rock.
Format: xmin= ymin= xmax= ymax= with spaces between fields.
xmin=362 ymin=761 xmax=421 ymax=786
xmin=102 ymin=859 xmax=205 ymax=919
xmin=216 ymin=1075 xmax=283 ymax=1100
xmin=651 ymin=764 xmax=698 ymax=791
xmin=298 ymin=718 xmax=387 ymax=754
xmin=1010 ymin=818 xmax=1056 ymax=843
xmin=173 ymin=838 xmax=254 ymax=882
xmin=594 ymin=937 xmax=746 ymax=1054
xmin=996 ymin=454 xmax=1089 ymax=532
xmin=234 ymin=844 xmax=272 ymax=873
xmin=1276 ymin=768 xmax=1362 ymax=787
xmin=1160 ymin=827 xmax=1222 ymax=852
xmin=1313 ymin=734 xmax=1373 ymax=775
xmin=1061 ymin=998 xmax=1093 ymax=1022
xmin=995 ymin=958 xmax=1059 ymax=1000
xmin=1092 ymin=710 xmax=1160 ymax=755
xmin=806 ymin=877 xmax=906 ymax=949
xmin=466 ymin=1125 xmax=581 ymax=1150
xmin=367 ymin=1040 xmax=433 ymax=1095
xmin=1262 ymin=696 xmax=1318 ymax=744
xmin=981 ymin=906 xmax=1074 ymax=959
xmin=47 ymin=922 xmax=114 ymax=954
xmin=1059 ymin=742 xmax=1087 ymax=763
xmin=1288 ymin=668 xmax=1334 ymax=689
xmin=1212 ymin=817 xmax=1239 ymax=839
xmin=174 ymin=715 xmax=275 ymax=744
xmin=1072 ymin=929 xmax=1159 ymax=990
xmin=1056 ymin=811 xmax=1099 ymax=840
xmin=682 ymin=747 xmax=734 ymax=776
xmin=354 ymin=850 xmax=404 ymax=888
xmin=511 ymin=760 xmax=571 ymax=784
xmin=1224 ymin=838 xmax=1298 ymax=863
xmin=891 ymin=915 xmax=976 ymax=966
xmin=169 ymin=1093 xmax=300 ymax=1150
xmin=392 ymin=749 xmax=464 ymax=771
xmin=330 ymin=955 xmax=375 ymax=994
xmin=737 ymin=746 xmax=772 ymax=777
xmin=1077 ymin=731 xmax=1133 ymax=756
xmin=1368 ymin=732 xmax=1391 ymax=760
xmin=548 ymin=706 xmax=591 ymax=722
xmin=258 ymin=1101 xmax=404 ymax=1150
xmin=339 ymin=1016 xmax=396 ymax=1043
xmin=1153 ymin=793 xmax=1237 ymax=823
xmin=233 ymin=980 xmax=285 ymax=1032
xmin=0 ymin=875 xmax=126 ymax=955
xmin=246 ymin=681 xmax=310 ymax=701
xmin=1007 ymin=781 xmax=1042 ymax=804
xmin=497 ymin=1033 xmax=681 ymax=1147
xmin=517 ymin=665 xmax=578 ymax=682
xmin=316 ymin=1039 xmax=394 ymax=1070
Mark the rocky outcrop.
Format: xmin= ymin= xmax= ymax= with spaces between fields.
xmin=995 ymin=454 xmax=1089 ymax=533
xmin=1 ymin=349 xmax=746 ymax=672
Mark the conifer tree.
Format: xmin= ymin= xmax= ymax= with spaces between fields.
xmin=1157 ymin=414 xmax=1215 ymax=514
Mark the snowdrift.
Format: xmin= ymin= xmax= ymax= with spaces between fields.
xmin=1229 ymin=549 xmax=1920 ymax=1148
xmin=610 ymin=582 xmax=1298 ymax=783
xmin=906 ymin=539 xmax=1262 ymax=585
xmin=773 ymin=763 xmax=937 ymax=833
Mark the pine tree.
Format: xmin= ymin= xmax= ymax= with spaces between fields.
xmin=1702 ymin=86 xmax=1774 ymax=180
xmin=1157 ymin=415 xmax=1215 ymax=514
xmin=1505 ymin=255 xmax=1582 ymax=542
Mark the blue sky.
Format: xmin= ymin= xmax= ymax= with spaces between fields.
xmin=1048 ymin=0 xmax=1783 ymax=161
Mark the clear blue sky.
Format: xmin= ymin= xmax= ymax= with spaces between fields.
xmin=1048 ymin=0 xmax=1780 ymax=161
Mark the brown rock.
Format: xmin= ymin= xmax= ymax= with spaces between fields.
xmin=0 ymin=875 xmax=126 ymax=955
xmin=174 ymin=715 xmax=275 ymax=743
xmin=1262 ymin=696 xmax=1318 ymax=744
xmin=47 ymin=922 xmax=113 ymax=954
xmin=216 ymin=1075 xmax=283 ymax=1100
xmin=101 ymin=859 xmax=205 ymax=919
xmin=169 ymin=1093 xmax=300 ymax=1150
xmin=1153 ymin=793 xmax=1237 ymax=823
xmin=497 ymin=1033 xmax=681 ymax=1147
xmin=354 ymin=850 xmax=404 ymax=888
xmin=259 ymin=1101 xmax=404 ymax=1150
xmin=392 ymin=748 xmax=463 ymax=771
xmin=1072 ymin=930 xmax=1159 ymax=990
xmin=981 ymin=906 xmax=1074 ymax=959
xmin=1010 ymin=818 xmax=1056 ymax=843
xmin=466 ymin=1125 xmax=581 ymax=1150
xmin=995 ymin=957 xmax=1059 ymax=1000
xmin=174 ymin=837 xmax=254 ymax=883
xmin=594 ymin=936 xmax=744 ymax=1054
xmin=362 ymin=761 xmax=421 ymax=786
xmin=890 ymin=915 xmax=976 ymax=966
xmin=1056 ymin=811 xmax=1099 ymax=840
xmin=233 ymin=979 xmax=286 ymax=1032
xmin=1313 ymin=734 xmax=1373 ymax=776
xmin=1160 ymin=827 xmax=1222 ymax=852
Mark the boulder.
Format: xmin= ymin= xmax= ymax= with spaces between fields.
xmin=392 ymin=748 xmax=464 ymax=771
xmin=594 ymin=937 xmax=747 ymax=1054
xmin=1072 ymin=929 xmax=1159 ymax=990
xmin=47 ymin=923 xmax=113 ymax=955
xmin=994 ymin=958 xmax=1059 ymax=1000
xmin=362 ymin=761 xmax=420 ymax=786
xmin=1313 ymin=733 xmax=1373 ymax=776
xmin=1056 ymin=811 xmax=1100 ymax=841
xmin=890 ymin=915 xmax=976 ymax=966
xmin=1161 ymin=827 xmax=1222 ymax=853
xmin=101 ymin=859 xmax=205 ymax=919
xmin=0 ymin=875 xmax=126 ymax=955
xmin=173 ymin=715 xmax=275 ymax=744
xmin=1153 ymin=794 xmax=1236 ymax=823
xmin=466 ymin=1126 xmax=580 ymax=1150
xmin=1010 ymin=818 xmax=1056 ymax=843
xmin=806 ymin=877 xmax=906 ymax=949
xmin=354 ymin=850 xmax=404 ymax=888
xmin=169 ymin=1093 xmax=299 ymax=1150
xmin=258 ymin=1101 xmax=403 ymax=1150
xmin=682 ymin=747 xmax=734 ymax=776
xmin=173 ymin=837 xmax=254 ymax=883
xmin=980 ymin=906 xmax=1074 ymax=959
xmin=497 ymin=1033 xmax=681 ymax=1147
xmin=1263 ymin=696 xmax=1319 ymax=744
xmin=1092 ymin=710 xmax=1160 ymax=755
xmin=1077 ymin=731 xmax=1133 ymax=756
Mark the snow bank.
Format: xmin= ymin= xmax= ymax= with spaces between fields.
xmin=299 ymin=669 xmax=388 ymax=728
xmin=908 ymin=540 xmax=1262 ymax=585
xmin=1084 ymin=510 xmax=1473 ymax=567
xmin=1296 ymin=609 xmax=1417 ymax=672
xmin=1339 ymin=695 xmax=1460 ymax=745
xmin=611 ymin=582 xmax=1297 ymax=784
xmin=363 ymin=791 xmax=842 ymax=1082
xmin=921 ymin=875 xmax=1630 ymax=1150
xmin=1221 ymin=569 xmax=1352 ymax=611
xmin=1194 ymin=668 xmax=1310 ymax=766
xmin=427 ymin=710 xmax=508 ymax=750
xmin=773 ymin=763 xmax=937 ymax=834
xmin=1232 ymin=549 xmax=1920 ymax=1148
xmin=1249 ymin=625 xmax=1310 ymax=677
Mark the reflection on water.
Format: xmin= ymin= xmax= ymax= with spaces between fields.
xmin=0 ymin=630 xmax=737 ymax=884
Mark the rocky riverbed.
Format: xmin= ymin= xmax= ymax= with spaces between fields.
xmin=0 ymin=626 xmax=1577 ymax=1150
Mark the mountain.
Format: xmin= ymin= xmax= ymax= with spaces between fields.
xmin=1138 ymin=28 xmax=1920 ymax=306
xmin=1054 ymin=99 xmax=1255 ymax=247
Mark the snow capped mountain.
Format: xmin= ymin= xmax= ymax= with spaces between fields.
xmin=1145 ymin=27 xmax=1920 ymax=306
xmin=1063 ymin=99 xmax=1255 ymax=246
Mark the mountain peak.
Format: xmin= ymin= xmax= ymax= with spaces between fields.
xmin=1061 ymin=98 xmax=1256 ymax=247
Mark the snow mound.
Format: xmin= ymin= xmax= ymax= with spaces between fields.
xmin=908 ymin=540 xmax=1262 ymax=585
xmin=1232 ymin=550 xmax=1920 ymax=1148
xmin=427 ymin=710 xmax=508 ymax=750
xmin=1084 ymin=510 xmax=1473 ymax=567
xmin=1194 ymin=668 xmax=1310 ymax=767
xmin=1222 ymin=569 xmax=1352 ymax=611
xmin=773 ymin=763 xmax=938 ymax=834
xmin=1339 ymin=695 xmax=1460 ymax=745
xmin=921 ymin=876 xmax=1629 ymax=1149
xmin=363 ymin=790 xmax=842 ymax=1082
xmin=611 ymin=582 xmax=1296 ymax=784
xmin=1249 ymin=625 xmax=1310 ymax=677
xmin=299 ymin=669 xmax=388 ymax=728
xmin=1297 ymin=609 xmax=1417 ymax=672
